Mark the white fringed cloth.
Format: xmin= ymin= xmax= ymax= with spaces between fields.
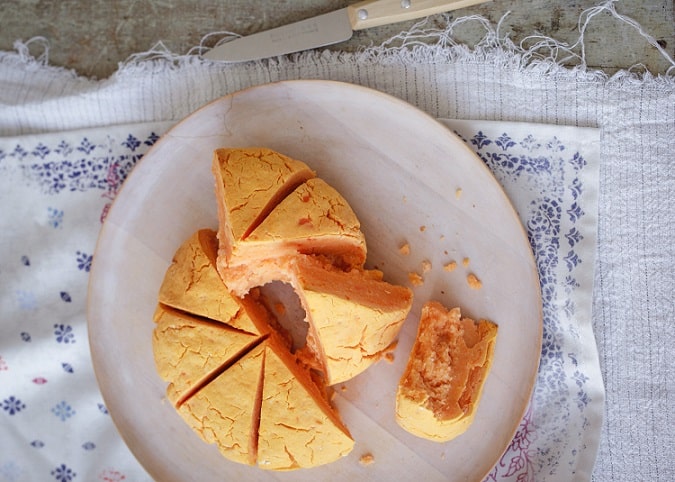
xmin=0 ymin=3 xmax=673 ymax=481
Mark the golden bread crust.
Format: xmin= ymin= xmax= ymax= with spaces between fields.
xmin=246 ymin=178 xmax=366 ymax=267
xmin=258 ymin=338 xmax=354 ymax=470
xmin=157 ymin=229 xmax=258 ymax=334
xmin=292 ymin=255 xmax=413 ymax=385
xmin=178 ymin=343 xmax=266 ymax=466
xmin=152 ymin=304 xmax=259 ymax=406
xmin=212 ymin=147 xmax=315 ymax=271
xmin=152 ymin=146 xmax=421 ymax=470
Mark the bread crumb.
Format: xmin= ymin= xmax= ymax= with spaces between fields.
xmin=443 ymin=261 xmax=457 ymax=272
xmin=384 ymin=352 xmax=395 ymax=363
xmin=419 ymin=225 xmax=426 ymax=232
xmin=359 ymin=453 xmax=375 ymax=466
xmin=455 ymin=188 xmax=463 ymax=199
xmin=341 ymin=385 xmax=347 ymax=392
xmin=467 ymin=273 xmax=482 ymax=289
xmin=421 ymin=259 xmax=432 ymax=273
xmin=462 ymin=257 xmax=470 ymax=267
xmin=408 ymin=272 xmax=424 ymax=287
xmin=398 ymin=242 xmax=410 ymax=256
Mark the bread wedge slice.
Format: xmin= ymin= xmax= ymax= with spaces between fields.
xmin=177 ymin=342 xmax=266 ymax=466
xmin=212 ymin=147 xmax=316 ymax=266
xmin=258 ymin=337 xmax=354 ymax=470
xmin=157 ymin=228 xmax=259 ymax=334
xmin=152 ymin=304 xmax=260 ymax=407
xmin=224 ymin=254 xmax=412 ymax=385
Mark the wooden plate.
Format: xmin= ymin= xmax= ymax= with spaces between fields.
xmin=88 ymin=80 xmax=542 ymax=482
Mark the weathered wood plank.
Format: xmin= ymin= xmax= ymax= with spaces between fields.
xmin=0 ymin=0 xmax=672 ymax=79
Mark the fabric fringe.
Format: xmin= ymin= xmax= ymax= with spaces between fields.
xmin=2 ymin=0 xmax=674 ymax=88
xmin=0 ymin=36 xmax=82 ymax=83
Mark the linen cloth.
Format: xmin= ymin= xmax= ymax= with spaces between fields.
xmin=1 ymin=5 xmax=673 ymax=482
xmin=0 ymin=115 xmax=601 ymax=482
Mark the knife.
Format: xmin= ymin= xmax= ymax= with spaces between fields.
xmin=203 ymin=0 xmax=491 ymax=62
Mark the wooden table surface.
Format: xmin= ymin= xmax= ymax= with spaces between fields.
xmin=1 ymin=0 xmax=673 ymax=80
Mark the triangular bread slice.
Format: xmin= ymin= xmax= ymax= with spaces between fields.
xmin=219 ymin=255 xmax=412 ymax=385
xmin=257 ymin=337 xmax=354 ymax=470
xmin=291 ymin=255 xmax=413 ymax=385
xmin=395 ymin=301 xmax=498 ymax=442
xmin=152 ymin=304 xmax=260 ymax=406
xmin=212 ymin=147 xmax=316 ymax=262
xmin=243 ymin=178 xmax=366 ymax=266
xmin=157 ymin=228 xmax=259 ymax=334
xmin=218 ymin=175 xmax=367 ymax=297
xmin=224 ymin=255 xmax=412 ymax=385
xmin=177 ymin=342 xmax=266 ymax=466
xmin=213 ymin=149 xmax=367 ymax=296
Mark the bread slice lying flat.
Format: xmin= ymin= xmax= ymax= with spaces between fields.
xmin=258 ymin=336 xmax=354 ymax=470
xmin=178 ymin=342 xmax=266 ymax=466
xmin=396 ymin=301 xmax=497 ymax=442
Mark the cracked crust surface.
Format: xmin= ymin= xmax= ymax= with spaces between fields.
xmin=157 ymin=229 xmax=259 ymax=334
xmin=152 ymin=304 xmax=259 ymax=406
xmin=178 ymin=343 xmax=266 ymax=466
xmin=245 ymin=178 xmax=366 ymax=267
xmin=293 ymin=255 xmax=413 ymax=385
xmin=153 ymin=146 xmax=416 ymax=470
xmin=258 ymin=338 xmax=353 ymax=470
xmin=212 ymin=147 xmax=316 ymax=269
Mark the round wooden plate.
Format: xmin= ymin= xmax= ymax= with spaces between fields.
xmin=88 ymin=80 xmax=542 ymax=482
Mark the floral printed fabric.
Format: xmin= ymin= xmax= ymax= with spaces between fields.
xmin=444 ymin=120 xmax=603 ymax=481
xmin=0 ymin=119 xmax=601 ymax=481
xmin=0 ymin=123 xmax=173 ymax=482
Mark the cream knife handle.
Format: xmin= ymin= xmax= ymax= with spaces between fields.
xmin=347 ymin=0 xmax=490 ymax=30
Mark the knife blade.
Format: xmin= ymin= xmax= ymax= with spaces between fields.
xmin=203 ymin=0 xmax=491 ymax=62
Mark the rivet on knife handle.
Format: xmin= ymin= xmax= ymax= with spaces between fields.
xmin=348 ymin=0 xmax=492 ymax=31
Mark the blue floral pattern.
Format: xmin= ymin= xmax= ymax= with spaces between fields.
xmin=0 ymin=132 xmax=158 ymax=218
xmin=449 ymin=125 xmax=597 ymax=481
xmin=0 ymin=122 xmax=598 ymax=481
xmin=2 ymin=396 xmax=26 ymax=415
xmin=51 ymin=401 xmax=76 ymax=421
xmin=51 ymin=464 xmax=76 ymax=482
xmin=53 ymin=324 xmax=76 ymax=344
xmin=75 ymin=251 xmax=92 ymax=272
xmin=47 ymin=207 xmax=65 ymax=228
xmin=0 ymin=127 xmax=161 ymax=481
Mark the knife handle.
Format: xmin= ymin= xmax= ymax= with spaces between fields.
xmin=347 ymin=0 xmax=490 ymax=30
